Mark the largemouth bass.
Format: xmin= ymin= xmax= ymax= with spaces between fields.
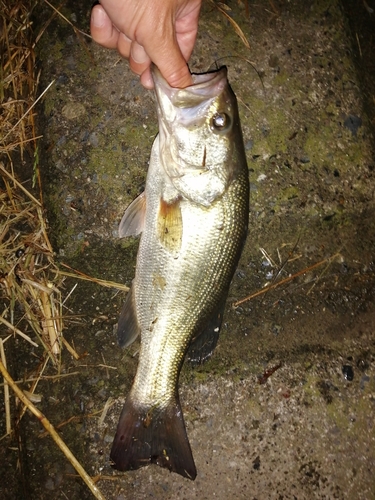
xmin=110 ymin=65 xmax=249 ymax=480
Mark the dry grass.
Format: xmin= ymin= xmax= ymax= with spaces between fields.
xmin=0 ymin=0 xmax=120 ymax=414
xmin=0 ymin=166 xmax=64 ymax=360
xmin=213 ymin=1 xmax=250 ymax=49
xmin=1 ymin=0 xmax=64 ymax=378
xmin=0 ymin=2 xmax=108 ymax=497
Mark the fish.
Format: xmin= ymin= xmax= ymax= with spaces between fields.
xmin=110 ymin=65 xmax=249 ymax=480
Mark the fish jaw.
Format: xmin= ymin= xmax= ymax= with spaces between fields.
xmin=152 ymin=65 xmax=241 ymax=207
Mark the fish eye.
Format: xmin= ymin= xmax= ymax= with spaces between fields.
xmin=211 ymin=112 xmax=230 ymax=132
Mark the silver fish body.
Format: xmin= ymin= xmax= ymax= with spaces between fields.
xmin=110 ymin=66 xmax=249 ymax=479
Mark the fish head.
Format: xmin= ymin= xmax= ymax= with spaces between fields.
xmin=152 ymin=65 xmax=245 ymax=207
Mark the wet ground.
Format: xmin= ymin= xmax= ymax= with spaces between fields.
xmin=1 ymin=0 xmax=375 ymax=498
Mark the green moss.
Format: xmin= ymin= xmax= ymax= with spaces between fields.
xmin=279 ymin=186 xmax=300 ymax=201
xmin=272 ymin=71 xmax=289 ymax=86
xmin=324 ymin=392 xmax=373 ymax=440
xmin=325 ymin=398 xmax=348 ymax=428
xmin=244 ymin=398 xmax=263 ymax=420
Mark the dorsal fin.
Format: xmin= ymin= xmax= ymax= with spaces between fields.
xmin=119 ymin=192 xmax=146 ymax=238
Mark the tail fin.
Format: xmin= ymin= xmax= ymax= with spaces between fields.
xmin=110 ymin=395 xmax=197 ymax=480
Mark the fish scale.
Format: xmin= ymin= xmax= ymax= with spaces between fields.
xmin=110 ymin=65 xmax=249 ymax=479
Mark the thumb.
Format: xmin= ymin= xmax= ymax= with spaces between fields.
xmin=145 ymin=38 xmax=193 ymax=89
xmin=157 ymin=57 xmax=192 ymax=89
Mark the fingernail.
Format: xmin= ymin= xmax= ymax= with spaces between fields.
xmin=130 ymin=42 xmax=148 ymax=64
xmin=91 ymin=6 xmax=106 ymax=27
xmin=139 ymin=69 xmax=154 ymax=89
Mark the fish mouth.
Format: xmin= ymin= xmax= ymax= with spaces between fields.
xmin=151 ymin=64 xmax=228 ymax=108
xmin=151 ymin=65 xmax=229 ymax=131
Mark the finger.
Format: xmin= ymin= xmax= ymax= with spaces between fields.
xmin=140 ymin=68 xmax=154 ymax=90
xmin=176 ymin=26 xmax=199 ymax=62
xmin=117 ymin=32 xmax=133 ymax=59
xmin=129 ymin=42 xmax=151 ymax=76
xmin=150 ymin=45 xmax=192 ymax=89
xmin=90 ymin=5 xmax=119 ymax=49
xmin=141 ymin=22 xmax=193 ymax=88
xmin=145 ymin=1 xmax=201 ymax=88
xmin=175 ymin=3 xmax=201 ymax=62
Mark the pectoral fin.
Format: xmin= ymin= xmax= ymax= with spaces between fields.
xmin=119 ymin=192 xmax=146 ymax=238
xmin=157 ymin=197 xmax=182 ymax=254
xmin=117 ymin=284 xmax=141 ymax=348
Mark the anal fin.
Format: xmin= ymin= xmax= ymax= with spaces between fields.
xmin=186 ymin=293 xmax=228 ymax=366
xmin=117 ymin=284 xmax=140 ymax=348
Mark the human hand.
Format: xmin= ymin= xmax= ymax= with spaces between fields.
xmin=90 ymin=0 xmax=202 ymax=89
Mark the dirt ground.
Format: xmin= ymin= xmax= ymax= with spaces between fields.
xmin=1 ymin=0 xmax=375 ymax=499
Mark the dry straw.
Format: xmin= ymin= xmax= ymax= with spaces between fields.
xmin=0 ymin=1 xmax=107 ymax=497
xmin=1 ymin=0 xmax=65 ymax=387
